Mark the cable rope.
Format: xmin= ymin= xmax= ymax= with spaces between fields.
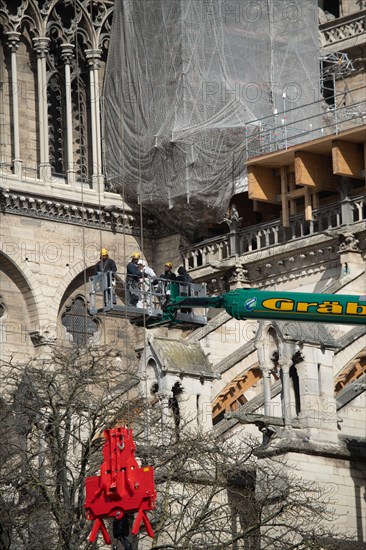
xmin=71 ymin=0 xmax=90 ymax=338
xmin=72 ymin=0 xmax=106 ymax=441
xmin=72 ymin=0 xmax=109 ymax=358
xmin=138 ymin=114 xmax=151 ymax=463
xmin=134 ymin=12 xmax=151 ymax=460
xmin=110 ymin=3 xmax=131 ymax=435
xmin=121 ymin=1 xmax=151 ymax=457
xmin=67 ymin=0 xmax=97 ymax=478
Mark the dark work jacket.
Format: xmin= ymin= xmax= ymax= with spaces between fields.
xmin=159 ymin=270 xmax=177 ymax=281
xmin=126 ymin=261 xmax=141 ymax=282
xmin=95 ymin=258 xmax=117 ymax=274
xmin=176 ymin=274 xmax=193 ymax=284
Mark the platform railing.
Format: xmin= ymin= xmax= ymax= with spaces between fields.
xmin=89 ymin=273 xmax=166 ymax=315
xmin=89 ymin=273 xmax=208 ymax=326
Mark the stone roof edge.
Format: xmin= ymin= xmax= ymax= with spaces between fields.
xmin=335 ymin=325 xmax=366 ymax=353
xmin=255 ymin=436 xmax=366 ymax=461
xmin=215 ymin=341 xmax=257 ymax=375
xmin=336 ymin=373 xmax=366 ymax=410
xmin=321 ymin=266 xmax=365 ymax=294
xmin=186 ymin=312 xmax=232 ymax=343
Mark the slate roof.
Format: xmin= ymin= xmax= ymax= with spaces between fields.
xmin=150 ymin=336 xmax=214 ymax=377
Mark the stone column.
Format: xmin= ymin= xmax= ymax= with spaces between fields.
xmin=280 ymin=359 xmax=292 ymax=426
xmin=296 ymin=346 xmax=338 ymax=443
xmin=339 ymin=178 xmax=353 ymax=225
xmin=261 ymin=362 xmax=273 ymax=417
xmin=33 ymin=37 xmax=51 ymax=182
xmin=255 ymin=331 xmax=276 ymax=417
xmin=85 ymin=49 xmax=103 ymax=190
xmin=6 ymin=32 xmax=22 ymax=178
xmin=157 ymin=391 xmax=171 ymax=443
xmin=60 ymin=44 xmax=76 ymax=186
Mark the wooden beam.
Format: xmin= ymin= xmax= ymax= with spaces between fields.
xmin=334 ymin=356 xmax=366 ymax=394
xmin=304 ymin=187 xmax=312 ymax=221
xmin=295 ymin=151 xmax=338 ymax=190
xmin=332 ymin=140 xmax=364 ymax=179
xmin=248 ymin=165 xmax=279 ymax=203
xmin=287 ymin=187 xmax=307 ymax=199
xmin=212 ymin=368 xmax=262 ymax=422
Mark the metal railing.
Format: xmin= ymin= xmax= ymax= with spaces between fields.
xmin=243 ymin=86 xmax=366 ymax=159
xmin=89 ymin=273 xmax=208 ymax=325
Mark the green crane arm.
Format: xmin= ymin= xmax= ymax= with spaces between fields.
xmin=166 ymin=285 xmax=366 ymax=326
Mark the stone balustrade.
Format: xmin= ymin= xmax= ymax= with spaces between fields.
xmin=183 ymin=195 xmax=366 ymax=270
xmin=320 ymin=10 xmax=366 ymax=49
xmin=184 ymin=235 xmax=230 ymax=270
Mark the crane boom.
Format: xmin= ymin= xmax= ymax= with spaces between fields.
xmin=165 ymin=284 xmax=366 ymax=326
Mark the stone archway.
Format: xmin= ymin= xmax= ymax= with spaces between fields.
xmin=57 ymin=262 xmax=96 ymax=314
xmin=0 ymin=251 xmax=47 ymax=343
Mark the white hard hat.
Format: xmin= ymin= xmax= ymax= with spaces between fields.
xmin=138 ymin=259 xmax=146 ymax=267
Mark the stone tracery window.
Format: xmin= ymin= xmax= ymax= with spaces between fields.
xmin=0 ymin=0 xmax=113 ymax=187
xmin=48 ymin=49 xmax=66 ymax=176
xmin=61 ymin=296 xmax=98 ymax=346
xmin=73 ymin=65 xmax=91 ymax=183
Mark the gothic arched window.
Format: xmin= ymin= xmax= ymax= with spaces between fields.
xmin=61 ymin=296 xmax=98 ymax=346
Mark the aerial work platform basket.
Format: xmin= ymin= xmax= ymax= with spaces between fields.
xmin=89 ymin=271 xmax=208 ymax=328
xmin=90 ymin=272 xmax=366 ymax=328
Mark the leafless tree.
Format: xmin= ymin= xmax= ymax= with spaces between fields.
xmin=0 ymin=345 xmax=139 ymax=550
xmin=0 ymin=346 xmax=350 ymax=550
xmin=142 ymin=427 xmax=344 ymax=550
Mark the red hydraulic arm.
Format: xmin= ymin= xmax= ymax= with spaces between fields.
xmin=85 ymin=427 xmax=156 ymax=545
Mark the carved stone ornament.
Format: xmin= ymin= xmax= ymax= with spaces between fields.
xmin=227 ymin=264 xmax=249 ymax=288
xmin=29 ymin=330 xmax=57 ymax=348
xmin=338 ymin=230 xmax=360 ymax=253
xmin=222 ymin=203 xmax=242 ymax=231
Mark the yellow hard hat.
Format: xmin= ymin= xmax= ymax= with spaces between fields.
xmin=131 ymin=251 xmax=140 ymax=259
xmin=100 ymin=248 xmax=108 ymax=256
xmin=165 ymin=261 xmax=173 ymax=268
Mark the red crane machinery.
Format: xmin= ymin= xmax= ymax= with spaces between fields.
xmin=85 ymin=427 xmax=156 ymax=545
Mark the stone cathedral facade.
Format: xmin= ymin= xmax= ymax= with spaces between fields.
xmin=0 ymin=0 xmax=365 ymax=547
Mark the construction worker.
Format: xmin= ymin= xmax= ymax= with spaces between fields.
xmin=94 ymin=248 xmax=117 ymax=306
xmin=138 ymin=259 xmax=157 ymax=280
xmin=95 ymin=248 xmax=117 ymax=274
xmin=159 ymin=261 xmax=176 ymax=281
xmin=176 ymin=265 xmax=193 ymax=314
xmin=159 ymin=261 xmax=176 ymax=306
xmin=176 ymin=265 xmax=192 ymax=284
xmin=112 ymin=515 xmax=132 ymax=550
xmin=137 ymin=259 xmax=157 ymax=308
xmin=126 ymin=251 xmax=142 ymax=306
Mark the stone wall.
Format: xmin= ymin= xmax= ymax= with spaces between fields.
xmin=287 ymin=451 xmax=366 ymax=542
xmin=0 ymin=209 xmax=165 ymax=357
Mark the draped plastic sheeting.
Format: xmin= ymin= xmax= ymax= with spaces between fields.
xmin=104 ymin=0 xmax=321 ymax=236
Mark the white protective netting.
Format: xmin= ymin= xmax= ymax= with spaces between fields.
xmin=104 ymin=0 xmax=321 ymax=236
